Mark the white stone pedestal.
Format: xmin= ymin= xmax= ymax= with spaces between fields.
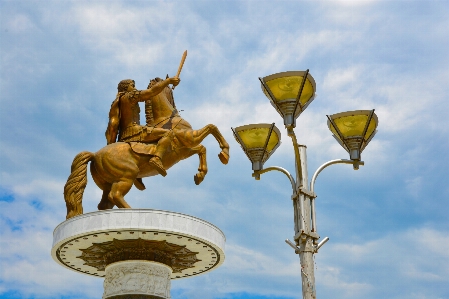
xmin=51 ymin=209 xmax=225 ymax=298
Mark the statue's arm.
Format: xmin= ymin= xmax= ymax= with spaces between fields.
xmin=138 ymin=77 xmax=180 ymax=102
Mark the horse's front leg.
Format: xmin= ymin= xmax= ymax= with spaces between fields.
xmin=193 ymin=145 xmax=208 ymax=185
xmin=204 ymin=124 xmax=229 ymax=165
xmin=175 ymin=125 xmax=229 ymax=165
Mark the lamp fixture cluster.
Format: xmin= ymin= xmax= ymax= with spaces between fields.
xmin=232 ymin=70 xmax=378 ymax=171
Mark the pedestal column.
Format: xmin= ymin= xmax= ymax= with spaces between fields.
xmin=103 ymin=261 xmax=171 ymax=299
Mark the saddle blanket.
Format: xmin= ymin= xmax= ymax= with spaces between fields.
xmin=129 ymin=142 xmax=157 ymax=156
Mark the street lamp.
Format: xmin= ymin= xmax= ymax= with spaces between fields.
xmin=232 ymin=70 xmax=378 ymax=299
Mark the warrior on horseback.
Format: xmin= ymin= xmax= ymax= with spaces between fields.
xmin=64 ymin=52 xmax=230 ymax=219
xmin=105 ymin=77 xmax=180 ymax=177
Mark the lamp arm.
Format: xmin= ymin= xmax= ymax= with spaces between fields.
xmin=288 ymin=130 xmax=303 ymax=187
xmin=308 ymin=159 xmax=364 ymax=235
xmin=253 ymin=166 xmax=296 ymax=193
xmin=310 ymin=159 xmax=365 ymax=193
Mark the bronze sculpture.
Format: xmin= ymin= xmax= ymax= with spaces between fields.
xmin=64 ymin=53 xmax=230 ymax=219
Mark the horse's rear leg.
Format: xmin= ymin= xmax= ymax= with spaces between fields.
xmin=98 ymin=188 xmax=114 ymax=210
xmin=108 ymin=179 xmax=133 ymax=209
xmin=91 ymin=163 xmax=115 ymax=211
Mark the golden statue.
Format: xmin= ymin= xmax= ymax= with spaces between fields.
xmin=64 ymin=52 xmax=230 ymax=219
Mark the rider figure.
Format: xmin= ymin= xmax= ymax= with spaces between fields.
xmin=105 ymin=77 xmax=180 ymax=177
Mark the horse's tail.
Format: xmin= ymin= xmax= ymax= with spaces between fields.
xmin=64 ymin=151 xmax=94 ymax=219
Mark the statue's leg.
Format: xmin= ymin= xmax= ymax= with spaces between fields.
xmin=98 ymin=188 xmax=114 ymax=210
xmin=108 ymin=179 xmax=133 ymax=209
xmin=141 ymin=128 xmax=171 ymax=177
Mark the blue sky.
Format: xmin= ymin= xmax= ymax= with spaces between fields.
xmin=1 ymin=0 xmax=448 ymax=298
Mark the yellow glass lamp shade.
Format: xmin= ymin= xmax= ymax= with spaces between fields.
xmin=327 ymin=110 xmax=378 ymax=161
xmin=232 ymin=123 xmax=281 ymax=171
xmin=260 ymin=71 xmax=316 ymax=128
xmin=237 ymin=126 xmax=279 ymax=152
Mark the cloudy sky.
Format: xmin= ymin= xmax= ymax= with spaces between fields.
xmin=1 ymin=0 xmax=448 ymax=299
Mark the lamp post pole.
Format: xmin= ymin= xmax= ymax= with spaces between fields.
xmin=285 ymin=128 xmax=319 ymax=299
xmin=292 ymin=142 xmax=316 ymax=299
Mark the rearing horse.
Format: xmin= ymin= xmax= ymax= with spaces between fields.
xmin=64 ymin=83 xmax=229 ymax=219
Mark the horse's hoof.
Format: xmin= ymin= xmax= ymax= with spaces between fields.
xmin=218 ymin=150 xmax=229 ymax=165
xmin=194 ymin=173 xmax=204 ymax=185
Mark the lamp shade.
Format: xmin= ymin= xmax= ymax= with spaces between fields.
xmin=232 ymin=123 xmax=281 ymax=171
xmin=260 ymin=71 xmax=316 ymax=128
xmin=327 ymin=109 xmax=378 ymax=161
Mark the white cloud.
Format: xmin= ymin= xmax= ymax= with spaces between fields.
xmin=223 ymin=244 xmax=298 ymax=277
xmin=318 ymin=266 xmax=373 ymax=298
xmin=0 ymin=228 xmax=102 ymax=298
xmin=316 ymin=227 xmax=449 ymax=297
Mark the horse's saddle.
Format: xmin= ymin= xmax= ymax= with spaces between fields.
xmin=128 ymin=142 xmax=157 ymax=156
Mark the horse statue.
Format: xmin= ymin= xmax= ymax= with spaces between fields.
xmin=63 ymin=79 xmax=230 ymax=219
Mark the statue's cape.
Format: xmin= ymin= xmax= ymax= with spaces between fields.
xmin=128 ymin=142 xmax=157 ymax=156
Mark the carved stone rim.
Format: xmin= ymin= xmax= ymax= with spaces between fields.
xmin=78 ymin=238 xmax=201 ymax=272
xmin=54 ymin=230 xmax=222 ymax=279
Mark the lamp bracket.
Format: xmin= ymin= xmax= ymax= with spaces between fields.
xmin=314 ymin=237 xmax=330 ymax=253
xmin=310 ymin=159 xmax=365 ymax=193
xmin=286 ymin=238 xmax=315 ymax=254
xmin=254 ymin=166 xmax=296 ymax=193
xmin=285 ymin=239 xmax=300 ymax=254
xmin=294 ymin=230 xmax=320 ymax=242
xmin=298 ymin=187 xmax=316 ymax=198
xmin=251 ymin=171 xmax=261 ymax=180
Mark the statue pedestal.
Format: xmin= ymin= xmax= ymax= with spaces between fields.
xmin=51 ymin=209 xmax=225 ymax=299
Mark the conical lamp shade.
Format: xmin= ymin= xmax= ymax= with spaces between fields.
xmin=260 ymin=71 xmax=316 ymax=128
xmin=232 ymin=123 xmax=281 ymax=170
xmin=327 ymin=109 xmax=378 ymax=161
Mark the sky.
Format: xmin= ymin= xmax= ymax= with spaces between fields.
xmin=0 ymin=0 xmax=448 ymax=299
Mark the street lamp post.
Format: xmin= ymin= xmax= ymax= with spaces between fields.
xmin=232 ymin=70 xmax=378 ymax=299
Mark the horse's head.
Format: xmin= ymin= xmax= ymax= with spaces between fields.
xmin=147 ymin=77 xmax=176 ymax=109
